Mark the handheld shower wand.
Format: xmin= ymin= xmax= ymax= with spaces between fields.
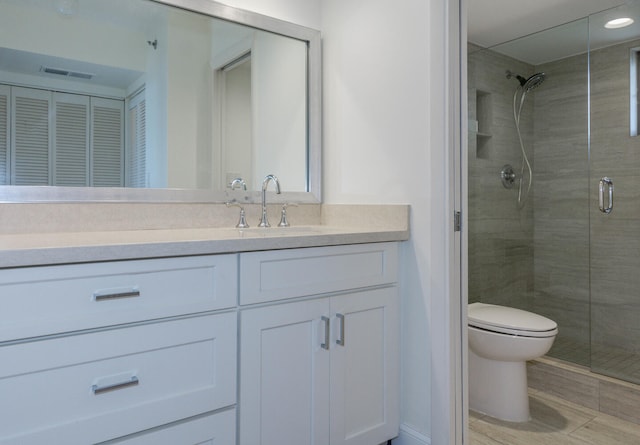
xmin=505 ymin=70 xmax=546 ymax=209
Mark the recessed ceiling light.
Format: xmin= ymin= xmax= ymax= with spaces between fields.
xmin=605 ymin=17 xmax=634 ymax=29
xmin=55 ymin=0 xmax=78 ymax=16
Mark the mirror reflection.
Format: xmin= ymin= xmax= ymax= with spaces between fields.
xmin=0 ymin=0 xmax=308 ymax=192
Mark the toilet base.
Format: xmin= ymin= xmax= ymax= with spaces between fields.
xmin=469 ymin=349 xmax=530 ymax=422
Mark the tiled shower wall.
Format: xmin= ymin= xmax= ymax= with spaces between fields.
xmin=469 ymin=37 xmax=640 ymax=382
xmin=467 ymin=43 xmax=535 ymax=312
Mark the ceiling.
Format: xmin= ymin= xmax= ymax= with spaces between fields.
xmin=468 ymin=0 xmax=640 ymax=65
xmin=468 ymin=0 xmax=626 ymax=47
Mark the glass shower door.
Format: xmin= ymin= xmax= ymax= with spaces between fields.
xmin=467 ymin=18 xmax=592 ymax=368
xmin=589 ymin=2 xmax=640 ymax=384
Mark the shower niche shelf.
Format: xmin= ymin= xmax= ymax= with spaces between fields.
xmin=474 ymin=89 xmax=493 ymax=159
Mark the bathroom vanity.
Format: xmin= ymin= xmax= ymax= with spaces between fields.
xmin=0 ymin=210 xmax=407 ymax=445
xmin=0 ymin=0 xmax=407 ymax=441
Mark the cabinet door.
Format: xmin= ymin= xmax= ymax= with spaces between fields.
xmin=104 ymin=409 xmax=235 ymax=445
xmin=239 ymin=298 xmax=330 ymax=445
xmin=11 ymin=87 xmax=51 ymax=185
xmin=330 ymin=287 xmax=399 ymax=445
xmin=91 ymin=97 xmax=124 ymax=187
xmin=0 ymin=85 xmax=9 ymax=184
xmin=0 ymin=312 xmax=236 ymax=445
xmin=53 ymin=92 xmax=90 ymax=186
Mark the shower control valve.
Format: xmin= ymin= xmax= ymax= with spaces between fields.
xmin=500 ymin=165 xmax=516 ymax=189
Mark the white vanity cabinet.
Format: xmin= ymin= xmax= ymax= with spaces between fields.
xmin=0 ymin=240 xmax=402 ymax=445
xmin=238 ymin=243 xmax=400 ymax=445
xmin=0 ymin=254 xmax=238 ymax=445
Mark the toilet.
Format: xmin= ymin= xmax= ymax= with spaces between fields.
xmin=468 ymin=302 xmax=558 ymax=422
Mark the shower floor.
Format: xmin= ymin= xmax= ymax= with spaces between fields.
xmin=550 ymin=340 xmax=640 ymax=384
xmin=591 ymin=347 xmax=640 ymax=385
xmin=469 ymin=389 xmax=640 ymax=445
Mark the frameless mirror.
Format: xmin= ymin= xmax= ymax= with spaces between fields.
xmin=0 ymin=0 xmax=321 ymax=202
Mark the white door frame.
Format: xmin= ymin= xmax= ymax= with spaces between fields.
xmin=429 ymin=0 xmax=467 ymax=444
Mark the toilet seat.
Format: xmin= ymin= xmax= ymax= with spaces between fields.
xmin=469 ymin=303 xmax=558 ymax=338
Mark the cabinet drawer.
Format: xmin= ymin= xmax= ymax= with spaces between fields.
xmin=0 ymin=312 xmax=237 ymax=445
xmin=239 ymin=242 xmax=398 ymax=305
xmin=103 ymin=409 xmax=236 ymax=445
xmin=0 ymin=254 xmax=237 ymax=342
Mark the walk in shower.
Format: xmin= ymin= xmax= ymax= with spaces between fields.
xmin=468 ymin=1 xmax=640 ymax=384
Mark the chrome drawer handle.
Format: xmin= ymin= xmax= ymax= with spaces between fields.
xmin=336 ymin=313 xmax=345 ymax=347
xmin=321 ymin=316 xmax=330 ymax=350
xmin=94 ymin=289 xmax=141 ymax=301
xmin=92 ymin=376 xmax=139 ymax=395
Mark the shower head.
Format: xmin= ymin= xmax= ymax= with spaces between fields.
xmin=522 ymin=72 xmax=545 ymax=92
xmin=506 ymin=70 xmax=546 ymax=92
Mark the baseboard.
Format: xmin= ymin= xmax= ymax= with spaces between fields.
xmin=392 ymin=424 xmax=431 ymax=445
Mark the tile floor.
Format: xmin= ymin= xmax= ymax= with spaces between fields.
xmin=469 ymin=389 xmax=640 ymax=445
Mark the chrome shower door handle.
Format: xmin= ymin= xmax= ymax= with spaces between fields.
xmin=599 ymin=177 xmax=614 ymax=214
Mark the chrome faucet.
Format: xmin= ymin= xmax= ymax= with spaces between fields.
xmin=258 ymin=174 xmax=281 ymax=227
xmin=229 ymin=177 xmax=247 ymax=191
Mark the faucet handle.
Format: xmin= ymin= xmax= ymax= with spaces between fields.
xmin=226 ymin=201 xmax=250 ymax=228
xmin=278 ymin=202 xmax=298 ymax=227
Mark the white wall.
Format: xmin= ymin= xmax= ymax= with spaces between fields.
xmin=216 ymin=0 xmax=457 ymax=444
xmin=217 ymin=0 xmax=321 ymax=30
xmin=223 ymin=59 xmax=253 ymax=189
xmin=166 ymin=11 xmax=213 ymax=189
xmin=144 ymin=19 xmax=169 ymax=188
xmin=322 ymin=2 xmax=460 ymax=443
xmin=252 ymin=31 xmax=307 ymax=192
xmin=321 ymin=0 xmax=434 ymax=440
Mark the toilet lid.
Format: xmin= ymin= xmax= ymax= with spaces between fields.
xmin=468 ymin=303 xmax=558 ymax=337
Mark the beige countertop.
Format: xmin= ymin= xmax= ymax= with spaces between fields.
xmin=0 ymin=225 xmax=408 ymax=268
xmin=0 ymin=204 xmax=410 ymax=268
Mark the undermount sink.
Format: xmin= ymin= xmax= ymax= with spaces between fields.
xmin=237 ymin=226 xmax=325 ymax=236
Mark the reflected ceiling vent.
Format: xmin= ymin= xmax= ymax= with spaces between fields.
xmin=40 ymin=66 xmax=94 ymax=80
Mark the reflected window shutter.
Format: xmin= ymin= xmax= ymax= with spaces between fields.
xmin=54 ymin=93 xmax=89 ymax=186
xmin=12 ymin=88 xmax=50 ymax=185
xmin=0 ymin=86 xmax=8 ymax=185
xmin=91 ymin=98 xmax=124 ymax=187
xmin=126 ymin=93 xmax=146 ymax=187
